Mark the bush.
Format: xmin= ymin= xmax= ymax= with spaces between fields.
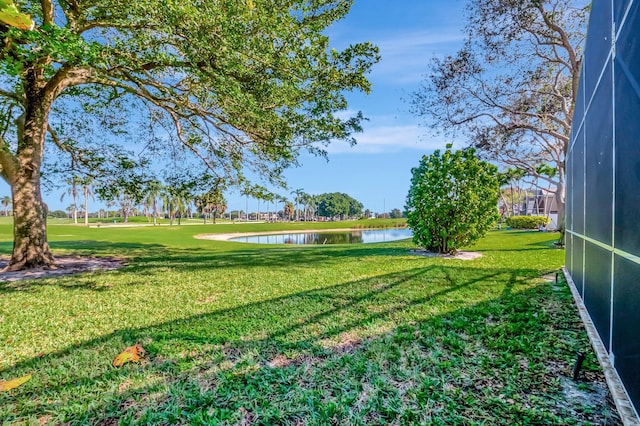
xmin=48 ymin=210 xmax=67 ymax=218
xmin=506 ymin=215 xmax=550 ymax=229
xmin=405 ymin=145 xmax=500 ymax=254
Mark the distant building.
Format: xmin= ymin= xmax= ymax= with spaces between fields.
xmin=499 ymin=188 xmax=558 ymax=228
xmin=519 ymin=189 xmax=558 ymax=229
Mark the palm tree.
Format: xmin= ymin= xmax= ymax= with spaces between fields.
xmin=264 ymin=193 xmax=275 ymax=222
xmin=105 ymin=200 xmax=115 ymax=219
xmin=162 ymin=186 xmax=190 ymax=225
xmin=291 ymin=188 xmax=304 ymax=222
xmin=209 ymin=195 xmax=227 ymax=224
xmin=499 ymin=168 xmax=527 ymax=217
xmin=300 ymin=192 xmax=317 ymax=221
xmin=175 ymin=195 xmax=188 ymax=225
xmin=307 ymin=194 xmax=318 ymax=221
xmin=284 ymin=201 xmax=294 ymax=221
xmin=60 ymin=176 xmax=81 ymax=225
xmin=65 ymin=204 xmax=76 ymax=219
xmin=82 ymin=178 xmax=94 ymax=226
xmin=252 ymin=188 xmax=273 ymax=222
xmin=145 ymin=180 xmax=163 ymax=226
xmin=240 ymin=187 xmax=252 ymax=221
xmin=276 ymin=195 xmax=286 ymax=221
xmin=1 ymin=196 xmax=11 ymax=217
xmin=161 ymin=191 xmax=178 ymax=225
xmin=160 ymin=192 xmax=174 ymax=225
xmin=535 ymin=164 xmax=558 ymax=220
xmin=194 ymin=194 xmax=209 ymax=224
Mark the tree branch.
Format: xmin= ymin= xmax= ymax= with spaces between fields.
xmin=0 ymin=88 xmax=24 ymax=105
xmin=40 ymin=0 xmax=54 ymax=26
xmin=0 ymin=135 xmax=18 ymax=184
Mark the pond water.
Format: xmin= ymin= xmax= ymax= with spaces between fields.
xmin=230 ymin=228 xmax=413 ymax=245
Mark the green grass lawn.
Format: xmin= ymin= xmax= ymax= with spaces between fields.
xmin=0 ymin=223 xmax=619 ymax=425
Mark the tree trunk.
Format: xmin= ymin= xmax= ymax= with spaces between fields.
xmin=152 ymin=198 xmax=157 ymax=226
xmin=510 ymin=184 xmax=516 ymax=215
xmin=72 ymin=185 xmax=78 ymax=224
xmin=6 ymin=98 xmax=55 ymax=270
xmin=84 ymin=191 xmax=89 ymax=226
xmin=499 ymin=193 xmax=509 ymax=218
xmin=7 ymin=172 xmax=54 ymax=271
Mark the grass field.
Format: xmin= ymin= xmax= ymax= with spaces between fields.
xmin=0 ymin=222 xmax=619 ymax=424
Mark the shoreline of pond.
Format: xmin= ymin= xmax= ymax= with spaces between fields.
xmin=194 ymin=228 xmax=366 ymax=241
xmin=195 ymin=227 xmax=411 ymax=243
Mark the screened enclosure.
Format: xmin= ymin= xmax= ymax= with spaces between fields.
xmin=565 ymin=0 xmax=640 ymax=416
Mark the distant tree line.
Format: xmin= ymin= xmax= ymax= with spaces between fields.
xmin=51 ymin=168 xmax=229 ymax=226
xmin=49 ymin=175 xmax=375 ymax=224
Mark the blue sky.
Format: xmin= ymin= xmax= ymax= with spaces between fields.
xmin=19 ymin=0 xmax=468 ymax=214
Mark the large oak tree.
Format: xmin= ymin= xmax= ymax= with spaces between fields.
xmin=0 ymin=0 xmax=378 ymax=270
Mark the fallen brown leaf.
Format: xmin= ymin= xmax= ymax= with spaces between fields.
xmin=0 ymin=374 xmax=32 ymax=392
xmin=112 ymin=344 xmax=146 ymax=367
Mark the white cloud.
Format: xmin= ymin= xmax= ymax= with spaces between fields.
xmin=372 ymin=30 xmax=465 ymax=84
xmin=333 ymin=109 xmax=361 ymax=121
xmin=325 ymin=117 xmax=465 ymax=154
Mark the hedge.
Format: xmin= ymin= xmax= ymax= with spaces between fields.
xmin=506 ymin=215 xmax=551 ymax=229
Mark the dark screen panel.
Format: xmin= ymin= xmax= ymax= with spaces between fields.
xmin=572 ymin=236 xmax=585 ymax=298
xmin=584 ymin=242 xmax=612 ymax=349
xmin=566 ymin=0 xmax=640 ymax=415
xmin=613 ymin=255 xmax=640 ymax=355
xmin=566 ymin=233 xmax=574 ymax=272
xmin=614 ymin=13 xmax=640 ymax=258
xmin=616 ymin=354 xmax=640 ymax=412
xmin=612 ymin=255 xmax=640 ymax=406
xmin=614 ymin=0 xmax=634 ymax=26
xmin=616 ymin=0 xmax=640 ymax=95
xmin=573 ymin=68 xmax=586 ymax=132
xmin=585 ymin=63 xmax=614 ymax=245
xmin=566 ymin=150 xmax=574 ymax=231
xmin=572 ymin=127 xmax=585 ymax=235
xmin=584 ymin=0 xmax=613 ymax=98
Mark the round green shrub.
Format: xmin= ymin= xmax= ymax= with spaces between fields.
xmin=505 ymin=215 xmax=550 ymax=229
xmin=405 ymin=145 xmax=500 ymax=254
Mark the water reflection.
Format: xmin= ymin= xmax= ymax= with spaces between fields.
xmin=230 ymin=228 xmax=412 ymax=245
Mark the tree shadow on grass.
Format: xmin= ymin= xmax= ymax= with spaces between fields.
xmin=474 ymin=237 xmax=563 ymax=253
xmin=0 ymin=263 xmax=616 ymax=425
xmin=0 ymin=240 xmax=418 ymax=294
xmin=46 ymin=238 xmax=413 ymax=261
xmin=50 ymin=240 xmax=168 ymax=251
xmin=0 ymin=241 xmax=11 ymax=255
